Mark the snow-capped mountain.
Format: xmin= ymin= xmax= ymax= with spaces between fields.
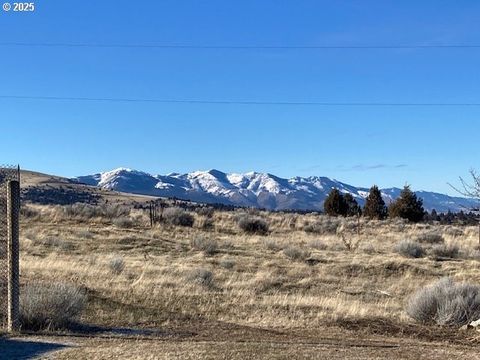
xmin=74 ymin=168 xmax=478 ymax=213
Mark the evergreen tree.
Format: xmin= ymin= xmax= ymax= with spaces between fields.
xmin=344 ymin=193 xmax=362 ymax=217
xmin=388 ymin=185 xmax=425 ymax=222
xmin=324 ymin=188 xmax=348 ymax=216
xmin=363 ymin=185 xmax=387 ymax=220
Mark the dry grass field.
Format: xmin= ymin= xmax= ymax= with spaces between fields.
xmin=9 ymin=192 xmax=480 ymax=359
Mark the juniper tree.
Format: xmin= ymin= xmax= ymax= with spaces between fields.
xmin=363 ymin=185 xmax=387 ymax=220
xmin=388 ymin=185 xmax=425 ymax=223
xmin=344 ymin=193 xmax=362 ymax=217
xmin=324 ymin=189 xmax=348 ymax=216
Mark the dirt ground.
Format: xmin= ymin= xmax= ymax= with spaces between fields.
xmin=5 ymin=322 xmax=480 ymax=360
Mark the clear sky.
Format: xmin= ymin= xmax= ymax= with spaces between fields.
xmin=0 ymin=1 xmax=479 ymax=194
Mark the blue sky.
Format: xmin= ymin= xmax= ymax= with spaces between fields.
xmin=0 ymin=1 xmax=479 ymax=194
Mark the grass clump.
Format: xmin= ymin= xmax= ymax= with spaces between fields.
xmin=308 ymin=239 xmax=328 ymax=251
xmin=237 ymin=215 xmax=269 ymax=235
xmin=430 ymin=244 xmax=460 ymax=259
xmin=76 ymin=229 xmax=94 ymax=239
xmin=196 ymin=206 xmax=215 ymax=218
xmin=283 ymin=246 xmax=310 ymax=261
xmin=109 ymin=257 xmax=125 ymax=274
xmin=263 ymin=239 xmax=283 ymax=252
xmin=201 ymin=218 xmax=215 ymax=230
xmin=303 ymin=217 xmax=340 ymax=235
xmin=415 ymin=232 xmax=445 ymax=244
xmin=406 ymin=278 xmax=480 ymax=326
xmin=112 ymin=216 xmax=134 ymax=228
xmin=20 ymin=282 xmax=87 ymax=330
xmin=20 ymin=205 xmax=40 ymax=218
xmin=163 ymin=207 xmax=195 ymax=227
xmin=186 ymin=268 xmax=214 ymax=287
xmin=36 ymin=237 xmax=75 ymax=251
xmin=190 ymin=236 xmax=218 ymax=256
xmin=219 ymin=258 xmax=236 ymax=269
xmin=394 ymin=240 xmax=425 ymax=258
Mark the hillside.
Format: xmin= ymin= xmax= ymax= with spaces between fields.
xmin=19 ymin=170 xmax=156 ymax=206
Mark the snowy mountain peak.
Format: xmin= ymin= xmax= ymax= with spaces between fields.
xmin=74 ymin=168 xmax=477 ymax=213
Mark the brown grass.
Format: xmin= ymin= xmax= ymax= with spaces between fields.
xmin=19 ymin=204 xmax=480 ymax=333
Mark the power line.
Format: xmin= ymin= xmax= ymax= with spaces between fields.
xmin=1 ymin=42 xmax=480 ymax=50
xmin=1 ymin=95 xmax=480 ymax=106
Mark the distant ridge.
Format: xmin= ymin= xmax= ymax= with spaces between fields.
xmin=74 ymin=168 xmax=478 ymax=213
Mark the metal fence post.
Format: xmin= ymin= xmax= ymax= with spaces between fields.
xmin=7 ymin=180 xmax=20 ymax=332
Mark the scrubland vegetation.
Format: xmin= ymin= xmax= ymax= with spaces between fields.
xmin=18 ymin=200 xmax=480 ymax=343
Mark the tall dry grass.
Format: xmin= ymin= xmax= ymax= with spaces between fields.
xmin=18 ymin=203 xmax=480 ymax=330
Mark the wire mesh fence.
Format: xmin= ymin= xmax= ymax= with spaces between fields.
xmin=0 ymin=165 xmax=20 ymax=330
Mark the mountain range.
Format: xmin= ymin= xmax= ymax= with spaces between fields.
xmin=74 ymin=168 xmax=478 ymax=213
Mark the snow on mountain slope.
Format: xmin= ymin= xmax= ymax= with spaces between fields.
xmin=74 ymin=168 xmax=478 ymax=213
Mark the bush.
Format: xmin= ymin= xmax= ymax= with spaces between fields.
xmin=62 ymin=203 xmax=130 ymax=220
xmin=361 ymin=243 xmax=376 ymax=254
xmin=163 ymin=207 xmax=195 ymax=227
xmin=36 ymin=237 xmax=75 ymax=251
xmin=196 ymin=206 xmax=215 ymax=218
xmin=76 ymin=229 xmax=94 ymax=239
xmin=394 ymin=240 xmax=425 ymax=258
xmin=186 ymin=268 xmax=214 ymax=287
xmin=20 ymin=283 xmax=87 ymax=330
xmin=112 ymin=217 xmax=134 ymax=228
xmin=201 ymin=218 xmax=215 ymax=230
xmin=308 ymin=239 xmax=328 ymax=250
xmin=237 ymin=215 xmax=269 ymax=235
xmin=263 ymin=239 xmax=282 ymax=252
xmin=430 ymin=244 xmax=460 ymax=259
xmin=109 ymin=257 xmax=125 ymax=274
xmin=303 ymin=218 xmax=340 ymax=235
xmin=20 ymin=205 xmax=40 ymax=218
xmin=283 ymin=246 xmax=310 ymax=261
xmin=406 ymin=278 xmax=480 ymax=326
xmin=190 ymin=236 xmax=218 ymax=256
xmin=415 ymin=232 xmax=445 ymax=244
xmin=445 ymin=227 xmax=464 ymax=237
xmin=219 ymin=259 xmax=236 ymax=269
